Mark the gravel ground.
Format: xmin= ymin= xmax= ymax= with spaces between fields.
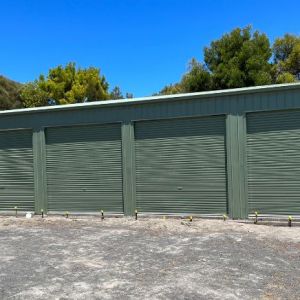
xmin=0 ymin=216 xmax=299 ymax=300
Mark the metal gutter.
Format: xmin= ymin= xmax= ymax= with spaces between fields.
xmin=1 ymin=82 xmax=300 ymax=116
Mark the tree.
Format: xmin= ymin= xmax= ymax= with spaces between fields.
xmin=276 ymin=72 xmax=296 ymax=84
xmin=204 ymin=26 xmax=273 ymax=89
xmin=0 ymin=75 xmax=23 ymax=110
xmin=110 ymin=86 xmax=123 ymax=99
xmin=20 ymin=81 xmax=49 ymax=107
xmin=181 ymin=58 xmax=212 ymax=92
xmin=20 ymin=62 xmax=110 ymax=107
xmin=155 ymin=83 xmax=183 ymax=96
xmin=156 ymin=26 xmax=284 ymax=96
xmin=125 ymin=92 xmax=134 ymax=99
xmin=273 ymin=34 xmax=300 ymax=82
xmin=156 ymin=59 xmax=211 ymax=96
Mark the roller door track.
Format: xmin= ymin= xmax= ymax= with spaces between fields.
xmin=46 ymin=123 xmax=123 ymax=213
xmin=135 ymin=116 xmax=227 ymax=214
xmin=247 ymin=110 xmax=300 ymax=215
xmin=0 ymin=130 xmax=34 ymax=211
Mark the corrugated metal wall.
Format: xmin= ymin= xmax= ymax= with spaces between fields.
xmin=1 ymin=85 xmax=299 ymax=131
xmin=0 ymin=85 xmax=299 ymax=218
xmin=46 ymin=124 xmax=123 ymax=212
xmin=135 ymin=116 xmax=227 ymax=214
xmin=247 ymin=110 xmax=300 ymax=215
xmin=0 ymin=130 xmax=34 ymax=211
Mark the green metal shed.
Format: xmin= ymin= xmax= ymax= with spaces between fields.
xmin=1 ymin=83 xmax=300 ymax=219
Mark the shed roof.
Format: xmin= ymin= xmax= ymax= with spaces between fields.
xmin=2 ymin=82 xmax=300 ymax=116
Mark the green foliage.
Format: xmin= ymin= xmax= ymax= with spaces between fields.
xmin=181 ymin=58 xmax=212 ymax=92
xmin=156 ymin=59 xmax=211 ymax=96
xmin=21 ymin=62 xmax=110 ymax=107
xmin=2 ymin=28 xmax=300 ymax=107
xmin=0 ymin=76 xmax=23 ymax=110
xmin=155 ymin=83 xmax=183 ymax=96
xmin=273 ymin=34 xmax=300 ymax=64
xmin=158 ymin=26 xmax=300 ymax=96
xmin=125 ymin=92 xmax=134 ymax=99
xmin=276 ymin=72 xmax=296 ymax=84
xmin=20 ymin=81 xmax=49 ymax=107
xmin=204 ymin=26 xmax=272 ymax=88
xmin=110 ymin=86 xmax=124 ymax=99
xmin=273 ymin=34 xmax=300 ymax=81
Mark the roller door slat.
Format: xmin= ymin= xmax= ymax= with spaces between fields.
xmin=46 ymin=124 xmax=123 ymax=212
xmin=247 ymin=110 xmax=300 ymax=215
xmin=0 ymin=130 xmax=34 ymax=211
xmin=135 ymin=116 xmax=227 ymax=214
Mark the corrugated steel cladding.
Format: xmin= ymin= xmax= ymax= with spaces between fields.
xmin=0 ymin=83 xmax=300 ymax=218
xmin=247 ymin=111 xmax=300 ymax=215
xmin=46 ymin=124 xmax=123 ymax=212
xmin=0 ymin=130 xmax=34 ymax=211
xmin=135 ymin=117 xmax=227 ymax=214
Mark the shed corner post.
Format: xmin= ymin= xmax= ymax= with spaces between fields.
xmin=226 ymin=114 xmax=248 ymax=219
xmin=121 ymin=121 xmax=136 ymax=216
xmin=33 ymin=127 xmax=48 ymax=214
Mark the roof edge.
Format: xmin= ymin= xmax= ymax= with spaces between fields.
xmin=1 ymin=82 xmax=300 ymax=116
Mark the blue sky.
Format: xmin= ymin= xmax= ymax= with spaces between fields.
xmin=0 ymin=0 xmax=299 ymax=97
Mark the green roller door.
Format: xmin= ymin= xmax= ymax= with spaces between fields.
xmin=135 ymin=116 xmax=227 ymax=214
xmin=0 ymin=130 xmax=34 ymax=211
xmin=247 ymin=110 xmax=300 ymax=215
xmin=46 ymin=123 xmax=123 ymax=212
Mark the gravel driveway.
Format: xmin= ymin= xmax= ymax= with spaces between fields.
xmin=0 ymin=216 xmax=299 ymax=299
